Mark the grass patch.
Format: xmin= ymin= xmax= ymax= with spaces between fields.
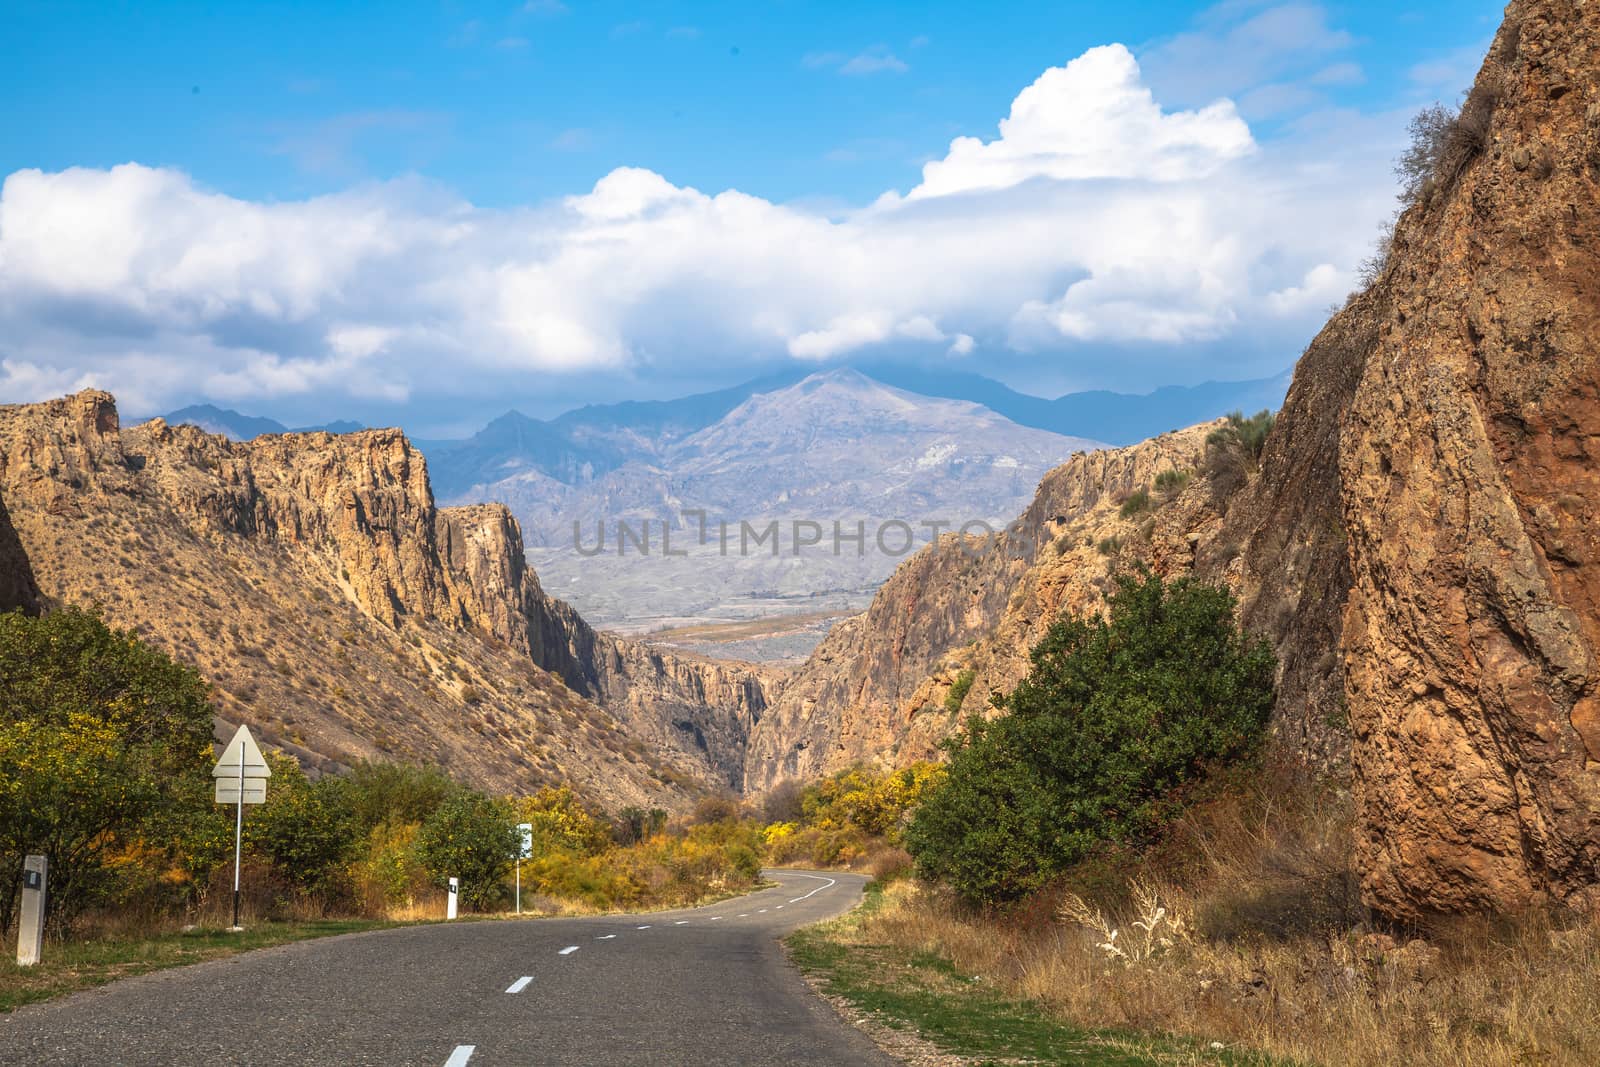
xmin=0 ymin=918 xmax=406 ymax=1013
xmin=788 ymin=882 xmax=1269 ymax=1066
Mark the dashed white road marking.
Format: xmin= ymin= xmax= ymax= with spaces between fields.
xmin=738 ymin=913 xmax=749 ymax=917
xmin=788 ymin=874 xmax=838 ymax=904
xmin=559 ymin=945 xmax=580 ymax=956
xmin=445 ymin=1046 xmax=475 ymax=1067
xmin=505 ymin=976 xmax=533 ymax=994
xmin=758 ymin=908 xmax=768 ymax=913
xmin=710 ymin=915 xmax=722 ymax=920
xmin=596 ymin=934 xmax=617 ymax=940
xmin=636 ymin=924 xmax=652 ymax=930
xmin=674 ymin=920 xmax=690 ymax=925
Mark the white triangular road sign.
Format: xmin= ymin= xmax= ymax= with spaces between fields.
xmin=212 ymin=724 xmax=271 ymax=778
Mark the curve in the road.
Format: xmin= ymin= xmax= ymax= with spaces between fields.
xmin=0 ymin=869 xmax=893 ymax=1067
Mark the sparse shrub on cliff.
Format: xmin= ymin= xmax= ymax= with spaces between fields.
xmin=1153 ymin=469 xmax=1191 ymax=497
xmin=1118 ymin=488 xmax=1152 ymax=518
xmin=1203 ymin=409 xmax=1275 ymax=499
xmin=1397 ymin=103 xmax=1459 ymax=203
xmin=905 ymin=570 xmax=1276 ymax=907
xmin=1397 ymin=86 xmax=1499 ymax=208
xmin=945 ymin=669 xmax=976 ymax=714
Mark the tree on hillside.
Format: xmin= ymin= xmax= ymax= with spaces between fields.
xmin=906 ymin=570 xmax=1277 ymax=907
xmin=415 ymin=792 xmax=518 ymax=910
xmin=0 ymin=608 xmax=215 ymax=931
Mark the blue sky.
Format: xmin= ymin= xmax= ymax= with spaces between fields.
xmin=1 ymin=0 xmax=1503 ymax=433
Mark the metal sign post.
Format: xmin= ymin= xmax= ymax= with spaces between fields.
xmin=211 ymin=725 xmax=270 ymax=932
xmin=516 ymin=822 xmax=532 ymax=916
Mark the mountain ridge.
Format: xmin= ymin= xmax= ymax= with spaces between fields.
xmin=0 ymin=390 xmax=773 ymax=803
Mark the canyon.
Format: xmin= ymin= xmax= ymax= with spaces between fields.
xmin=3 ymin=0 xmax=1597 ymax=924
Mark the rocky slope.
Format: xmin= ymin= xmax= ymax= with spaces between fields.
xmin=1338 ymin=0 xmax=1600 ymax=918
xmin=742 ymin=425 xmax=1216 ymax=791
xmin=0 ymin=390 xmax=770 ymax=805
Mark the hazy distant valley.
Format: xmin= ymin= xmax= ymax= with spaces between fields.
xmin=415 ymin=367 xmax=1286 ymax=658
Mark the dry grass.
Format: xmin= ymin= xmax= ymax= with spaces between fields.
xmin=863 ymin=767 xmax=1600 ymax=1066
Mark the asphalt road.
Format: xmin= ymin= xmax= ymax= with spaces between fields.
xmin=0 ymin=869 xmax=896 ymax=1066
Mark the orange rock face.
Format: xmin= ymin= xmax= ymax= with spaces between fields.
xmin=1339 ymin=0 xmax=1600 ymax=916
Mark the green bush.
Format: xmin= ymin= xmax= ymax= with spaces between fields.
xmin=0 ymin=608 xmax=215 ymax=932
xmin=246 ymin=758 xmax=359 ymax=897
xmin=346 ymin=761 xmax=461 ymax=834
xmin=416 ymin=792 xmax=518 ymax=910
xmin=1153 ymin=469 xmax=1191 ymax=495
xmin=906 ymin=570 xmax=1276 ymax=907
xmin=1206 ymin=410 xmax=1275 ymax=470
xmin=1118 ymin=488 xmax=1152 ymax=518
xmin=944 ymin=670 xmax=977 ymax=715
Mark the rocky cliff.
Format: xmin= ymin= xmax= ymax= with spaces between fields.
xmin=433 ymin=501 xmax=778 ymax=790
xmin=0 ymin=390 xmax=769 ymax=806
xmin=1338 ymin=0 xmax=1600 ymax=918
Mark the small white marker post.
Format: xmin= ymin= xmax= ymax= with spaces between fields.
xmin=211 ymin=724 xmax=270 ymax=932
xmin=15 ymin=855 xmax=47 ymax=966
xmin=447 ymin=877 xmax=459 ymax=920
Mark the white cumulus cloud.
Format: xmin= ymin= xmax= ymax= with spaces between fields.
xmin=904 ymin=45 xmax=1254 ymax=200
xmin=0 ymin=42 xmax=1400 ymax=419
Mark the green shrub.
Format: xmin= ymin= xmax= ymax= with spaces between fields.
xmin=906 ymin=570 xmax=1276 ymax=907
xmin=1153 ymin=469 xmax=1191 ymax=495
xmin=1118 ymin=488 xmax=1152 ymax=518
xmin=246 ymin=757 xmax=359 ymax=897
xmin=416 ymin=792 xmax=518 ymax=910
xmin=944 ymin=670 xmax=977 ymax=715
xmin=346 ymin=761 xmax=461 ymax=835
xmin=1095 ymin=536 xmax=1121 ymax=556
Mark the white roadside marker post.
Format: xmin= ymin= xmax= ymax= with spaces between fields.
xmin=15 ymin=854 xmax=47 ymax=966
xmin=447 ymin=877 xmax=459 ymax=920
